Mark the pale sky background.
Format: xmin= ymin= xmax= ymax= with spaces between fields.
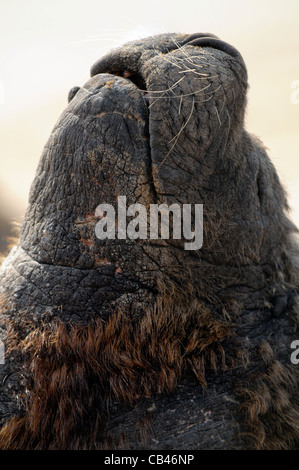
xmin=0 ymin=0 xmax=299 ymax=227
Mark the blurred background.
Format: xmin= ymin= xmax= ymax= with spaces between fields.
xmin=1 ymin=0 xmax=298 ymax=254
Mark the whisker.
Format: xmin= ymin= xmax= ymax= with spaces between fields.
xmin=169 ymin=36 xmax=197 ymax=67
xmin=64 ymin=29 xmax=146 ymax=46
xmin=214 ymin=105 xmax=222 ymax=125
xmin=157 ymin=97 xmax=195 ymax=170
xmin=157 ymin=53 xmax=184 ymax=70
xmin=178 ymin=96 xmax=183 ymax=115
xmin=177 ymin=69 xmax=211 ymax=78
xmin=148 ymin=82 xmax=214 ymax=103
xmin=148 ymin=76 xmax=186 ymax=108
xmin=175 ymin=54 xmax=219 ymax=69
xmin=168 ymin=98 xmax=195 ymax=144
xmin=194 ymin=95 xmax=215 ymax=103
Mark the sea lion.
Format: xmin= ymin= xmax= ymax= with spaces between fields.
xmin=0 ymin=32 xmax=298 ymax=449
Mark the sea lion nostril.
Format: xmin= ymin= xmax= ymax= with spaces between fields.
xmin=124 ymin=72 xmax=146 ymax=91
xmin=122 ymin=70 xmax=132 ymax=78
xmin=107 ymin=70 xmax=147 ymax=91
xmin=185 ymin=36 xmax=245 ymax=63
xmin=181 ymin=32 xmax=220 ymax=45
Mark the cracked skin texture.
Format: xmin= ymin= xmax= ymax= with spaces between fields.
xmin=0 ymin=32 xmax=298 ymax=449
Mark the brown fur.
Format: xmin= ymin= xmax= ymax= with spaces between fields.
xmin=0 ymin=292 xmax=232 ymax=449
xmin=0 ymin=285 xmax=298 ymax=449
xmin=236 ymin=341 xmax=299 ymax=450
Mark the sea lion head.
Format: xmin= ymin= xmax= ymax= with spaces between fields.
xmin=0 ymin=32 xmax=296 ymax=323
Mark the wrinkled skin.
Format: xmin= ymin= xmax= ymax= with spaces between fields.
xmin=0 ymin=33 xmax=298 ymax=449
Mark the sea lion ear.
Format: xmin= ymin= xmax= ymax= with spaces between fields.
xmin=68 ymin=86 xmax=80 ymax=103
